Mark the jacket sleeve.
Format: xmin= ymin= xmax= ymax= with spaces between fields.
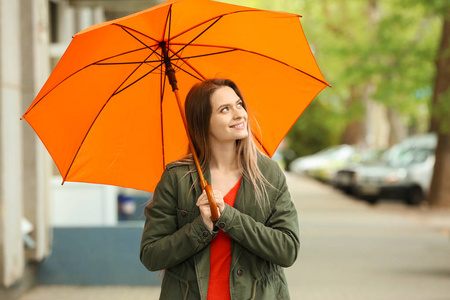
xmin=214 ymin=165 xmax=300 ymax=268
xmin=140 ymin=168 xmax=215 ymax=271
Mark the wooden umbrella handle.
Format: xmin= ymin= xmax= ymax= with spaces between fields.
xmin=204 ymin=185 xmax=220 ymax=221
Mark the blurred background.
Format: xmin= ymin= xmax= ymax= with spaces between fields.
xmin=1 ymin=0 xmax=449 ymax=299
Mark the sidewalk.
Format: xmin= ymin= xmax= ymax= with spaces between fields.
xmin=394 ymin=205 xmax=450 ymax=237
xmin=17 ymin=286 xmax=161 ymax=300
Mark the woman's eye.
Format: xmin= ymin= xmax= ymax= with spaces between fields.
xmin=221 ymin=107 xmax=229 ymax=112
xmin=237 ymin=102 xmax=243 ymax=108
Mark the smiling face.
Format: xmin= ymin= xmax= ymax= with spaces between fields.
xmin=209 ymin=86 xmax=249 ymax=145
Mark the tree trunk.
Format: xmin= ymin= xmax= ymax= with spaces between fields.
xmin=341 ymin=86 xmax=365 ymax=146
xmin=387 ymin=108 xmax=408 ymax=146
xmin=428 ymin=11 xmax=450 ymax=207
xmin=341 ymin=121 xmax=364 ymax=146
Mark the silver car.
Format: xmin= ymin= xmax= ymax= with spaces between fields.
xmin=353 ymin=134 xmax=437 ymax=205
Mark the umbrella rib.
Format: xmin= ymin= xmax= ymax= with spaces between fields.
xmin=167 ymin=4 xmax=172 ymax=47
xmin=95 ymin=60 xmax=162 ymax=65
xmin=120 ymin=26 xmax=162 ymax=60
xmin=94 ymin=46 xmax=157 ymax=63
xmin=170 ymin=9 xmax=263 ymax=41
xmin=172 ymin=43 xmax=331 ymax=87
xmin=107 ymin=44 xmax=163 ymax=96
xmin=95 ymin=49 xmax=237 ymax=66
xmin=113 ymin=23 xmax=160 ymax=45
xmin=22 ymin=46 xmax=160 ymax=116
xmin=169 ymin=16 xmax=223 ymax=60
xmin=63 ymin=52 xmax=157 ymax=182
xmin=177 ymin=49 xmax=237 ymax=61
xmin=113 ymin=62 xmax=163 ymax=96
xmin=172 ymin=63 xmax=203 ymax=82
xmin=161 ymin=3 xmax=172 ymax=42
xmin=168 ymin=46 xmax=207 ymax=80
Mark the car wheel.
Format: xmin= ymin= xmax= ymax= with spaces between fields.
xmin=405 ymin=186 xmax=424 ymax=205
xmin=343 ymin=186 xmax=353 ymax=195
xmin=364 ymin=196 xmax=379 ymax=205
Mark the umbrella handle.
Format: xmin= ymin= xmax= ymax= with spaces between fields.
xmin=204 ymin=184 xmax=220 ymax=222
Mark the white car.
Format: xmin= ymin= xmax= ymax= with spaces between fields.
xmin=290 ymin=145 xmax=356 ymax=182
xmin=353 ymin=134 xmax=437 ymax=205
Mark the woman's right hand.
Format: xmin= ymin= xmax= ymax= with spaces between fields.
xmin=196 ymin=190 xmax=224 ymax=230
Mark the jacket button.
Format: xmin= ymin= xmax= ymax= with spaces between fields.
xmin=202 ymin=231 xmax=209 ymax=237
xmin=218 ymin=222 xmax=226 ymax=229
xmin=237 ymin=269 xmax=244 ymax=277
xmin=180 ymin=210 xmax=187 ymax=217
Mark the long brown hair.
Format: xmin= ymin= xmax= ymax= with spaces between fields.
xmin=181 ymin=78 xmax=270 ymax=208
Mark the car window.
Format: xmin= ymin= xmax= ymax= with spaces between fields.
xmin=388 ymin=148 xmax=432 ymax=167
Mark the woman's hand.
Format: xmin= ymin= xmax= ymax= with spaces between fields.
xmin=196 ymin=189 xmax=225 ymax=230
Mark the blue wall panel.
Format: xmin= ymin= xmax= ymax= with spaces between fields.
xmin=38 ymin=224 xmax=162 ymax=286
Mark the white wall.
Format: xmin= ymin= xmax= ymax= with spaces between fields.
xmin=50 ymin=179 xmax=118 ymax=227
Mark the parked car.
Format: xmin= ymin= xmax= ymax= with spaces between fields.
xmin=289 ymin=145 xmax=357 ymax=182
xmin=332 ymin=149 xmax=386 ymax=194
xmin=352 ymin=134 xmax=437 ymax=205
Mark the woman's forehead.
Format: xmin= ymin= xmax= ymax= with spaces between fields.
xmin=210 ymin=86 xmax=240 ymax=108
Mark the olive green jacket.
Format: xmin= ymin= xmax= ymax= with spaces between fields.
xmin=140 ymin=155 xmax=300 ymax=300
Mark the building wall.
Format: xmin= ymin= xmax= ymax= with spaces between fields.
xmin=21 ymin=0 xmax=52 ymax=264
xmin=0 ymin=0 xmax=25 ymax=288
xmin=1 ymin=0 xmax=52 ymax=295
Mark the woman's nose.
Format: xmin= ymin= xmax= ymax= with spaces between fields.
xmin=234 ymin=108 xmax=245 ymax=119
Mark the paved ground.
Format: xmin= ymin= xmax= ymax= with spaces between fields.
xmin=17 ymin=173 xmax=450 ymax=300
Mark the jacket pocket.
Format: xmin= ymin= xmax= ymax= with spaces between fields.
xmin=176 ymin=208 xmax=196 ymax=229
xmin=160 ymin=271 xmax=189 ymax=300
xmin=251 ymin=269 xmax=290 ymax=300
xmin=161 ymin=269 xmax=199 ymax=300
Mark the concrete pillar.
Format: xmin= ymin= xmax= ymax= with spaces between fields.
xmin=77 ymin=6 xmax=94 ymax=32
xmin=93 ymin=6 xmax=106 ymax=24
xmin=57 ymin=1 xmax=75 ymax=44
xmin=20 ymin=0 xmax=51 ymax=263
xmin=50 ymin=1 xmax=77 ymax=65
xmin=0 ymin=0 xmax=24 ymax=288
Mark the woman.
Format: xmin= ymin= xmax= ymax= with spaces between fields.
xmin=140 ymin=78 xmax=300 ymax=300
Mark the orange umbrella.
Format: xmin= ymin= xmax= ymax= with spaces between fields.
xmin=22 ymin=0 xmax=330 ymax=219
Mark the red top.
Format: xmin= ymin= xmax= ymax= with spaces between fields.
xmin=207 ymin=178 xmax=242 ymax=300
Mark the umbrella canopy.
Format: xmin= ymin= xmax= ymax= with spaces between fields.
xmin=22 ymin=0 xmax=330 ymax=193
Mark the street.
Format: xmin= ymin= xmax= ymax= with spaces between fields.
xmin=18 ymin=173 xmax=450 ymax=300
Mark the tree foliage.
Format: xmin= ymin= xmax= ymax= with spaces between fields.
xmin=222 ymin=0 xmax=442 ymax=157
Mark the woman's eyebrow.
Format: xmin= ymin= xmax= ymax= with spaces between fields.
xmin=216 ymin=98 xmax=241 ymax=111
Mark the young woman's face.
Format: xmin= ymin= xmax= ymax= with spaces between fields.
xmin=209 ymin=86 xmax=248 ymax=145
